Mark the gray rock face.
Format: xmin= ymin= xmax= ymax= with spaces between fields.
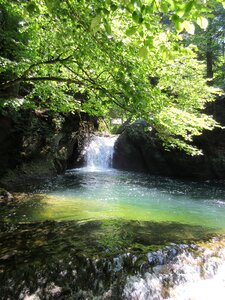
xmin=113 ymin=97 xmax=225 ymax=180
xmin=0 ymin=108 xmax=96 ymax=187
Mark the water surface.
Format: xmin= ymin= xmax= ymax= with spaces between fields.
xmin=1 ymin=169 xmax=225 ymax=299
xmin=2 ymin=169 xmax=225 ymax=231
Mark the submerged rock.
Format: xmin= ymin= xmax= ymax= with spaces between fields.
xmin=0 ymin=225 xmax=224 ymax=300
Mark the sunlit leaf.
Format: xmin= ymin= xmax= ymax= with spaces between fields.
xmin=104 ymin=21 xmax=112 ymax=34
xmin=125 ymin=26 xmax=138 ymax=36
xmin=183 ymin=20 xmax=195 ymax=34
xmin=176 ymin=9 xmax=185 ymax=18
xmin=197 ymin=16 xmax=208 ymax=30
xmin=121 ymin=0 xmax=129 ymax=5
xmin=175 ymin=20 xmax=184 ymax=32
xmin=184 ymin=1 xmax=195 ymax=15
xmin=1 ymin=0 xmax=221 ymax=155
xmin=160 ymin=3 xmax=168 ymax=13
xmin=90 ymin=15 xmax=101 ymax=32
xmin=167 ymin=0 xmax=176 ymax=10
xmin=138 ymin=46 xmax=148 ymax=58
xmin=144 ymin=36 xmax=154 ymax=48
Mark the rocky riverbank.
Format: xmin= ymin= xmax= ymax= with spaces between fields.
xmin=0 ymin=108 xmax=97 ymax=189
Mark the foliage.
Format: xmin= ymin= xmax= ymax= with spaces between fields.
xmin=186 ymin=2 xmax=225 ymax=86
xmin=0 ymin=0 xmax=224 ymax=154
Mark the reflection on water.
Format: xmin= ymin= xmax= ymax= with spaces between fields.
xmin=1 ymin=169 xmax=225 ymax=299
xmin=2 ymin=169 xmax=225 ymax=231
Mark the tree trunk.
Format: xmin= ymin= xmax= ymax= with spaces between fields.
xmin=206 ymin=43 xmax=213 ymax=79
xmin=206 ymin=24 xmax=213 ymax=85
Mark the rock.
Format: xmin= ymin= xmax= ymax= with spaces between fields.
xmin=0 ymin=108 xmax=97 ymax=188
xmin=113 ymin=97 xmax=225 ymax=180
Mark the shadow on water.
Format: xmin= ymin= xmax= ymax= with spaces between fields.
xmin=1 ymin=167 xmax=225 ymax=299
xmin=0 ymin=219 xmax=220 ymax=262
xmin=0 ymin=219 xmax=223 ymax=300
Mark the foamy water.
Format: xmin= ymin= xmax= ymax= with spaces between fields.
xmin=84 ymin=135 xmax=118 ymax=171
xmin=123 ymin=239 xmax=225 ymax=300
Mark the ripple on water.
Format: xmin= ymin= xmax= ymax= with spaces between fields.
xmin=1 ymin=170 xmax=225 ymax=298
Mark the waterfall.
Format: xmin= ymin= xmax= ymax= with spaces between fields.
xmin=85 ymin=135 xmax=117 ymax=171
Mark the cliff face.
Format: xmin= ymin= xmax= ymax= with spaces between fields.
xmin=113 ymin=97 xmax=225 ymax=180
xmin=0 ymin=108 xmax=96 ymax=188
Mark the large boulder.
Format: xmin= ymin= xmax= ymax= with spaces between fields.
xmin=0 ymin=108 xmax=97 ymax=188
xmin=113 ymin=97 xmax=225 ymax=180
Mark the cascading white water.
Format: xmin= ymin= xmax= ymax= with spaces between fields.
xmin=123 ymin=239 xmax=225 ymax=300
xmin=85 ymin=135 xmax=117 ymax=171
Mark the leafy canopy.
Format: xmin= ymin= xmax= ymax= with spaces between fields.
xmin=0 ymin=0 xmax=224 ymax=154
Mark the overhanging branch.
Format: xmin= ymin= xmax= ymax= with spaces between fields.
xmin=0 ymin=75 xmax=85 ymax=89
xmin=0 ymin=54 xmax=74 ymax=89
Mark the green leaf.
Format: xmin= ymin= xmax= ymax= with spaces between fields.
xmin=184 ymin=1 xmax=195 ymax=15
xmin=144 ymin=5 xmax=153 ymax=14
xmin=126 ymin=2 xmax=135 ymax=12
xmin=175 ymin=20 xmax=184 ymax=32
xmin=171 ymin=15 xmax=184 ymax=32
xmin=171 ymin=14 xmax=181 ymax=23
xmin=139 ymin=46 xmax=148 ymax=58
xmin=104 ymin=21 xmax=112 ymax=35
xmin=132 ymin=11 xmax=139 ymax=23
xmin=121 ymin=0 xmax=129 ymax=4
xmin=167 ymin=0 xmax=176 ymax=10
xmin=132 ymin=11 xmax=143 ymax=24
xmin=102 ymin=8 xmax=110 ymax=15
xmin=125 ymin=26 xmax=138 ymax=36
xmin=183 ymin=20 xmax=195 ymax=34
xmin=27 ymin=2 xmax=40 ymax=14
xmin=141 ymin=5 xmax=146 ymax=14
xmin=110 ymin=4 xmax=118 ymax=12
xmin=90 ymin=15 xmax=102 ymax=32
xmin=176 ymin=8 xmax=185 ymax=18
xmin=197 ymin=16 xmax=208 ymax=30
xmin=44 ymin=0 xmax=60 ymax=13
xmin=160 ymin=3 xmax=168 ymax=13
xmin=144 ymin=36 xmax=154 ymax=48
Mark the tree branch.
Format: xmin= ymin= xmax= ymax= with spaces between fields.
xmin=0 ymin=75 xmax=84 ymax=89
xmin=23 ymin=55 xmax=73 ymax=76
xmin=0 ymin=55 xmax=74 ymax=89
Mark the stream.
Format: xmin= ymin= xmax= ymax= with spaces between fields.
xmin=0 ymin=136 xmax=225 ymax=299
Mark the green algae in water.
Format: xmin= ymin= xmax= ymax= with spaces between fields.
xmin=0 ymin=223 xmax=224 ymax=300
xmin=1 ymin=151 xmax=225 ymax=298
xmin=0 ymin=219 xmax=220 ymax=262
xmin=2 ymin=170 xmax=225 ymax=232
